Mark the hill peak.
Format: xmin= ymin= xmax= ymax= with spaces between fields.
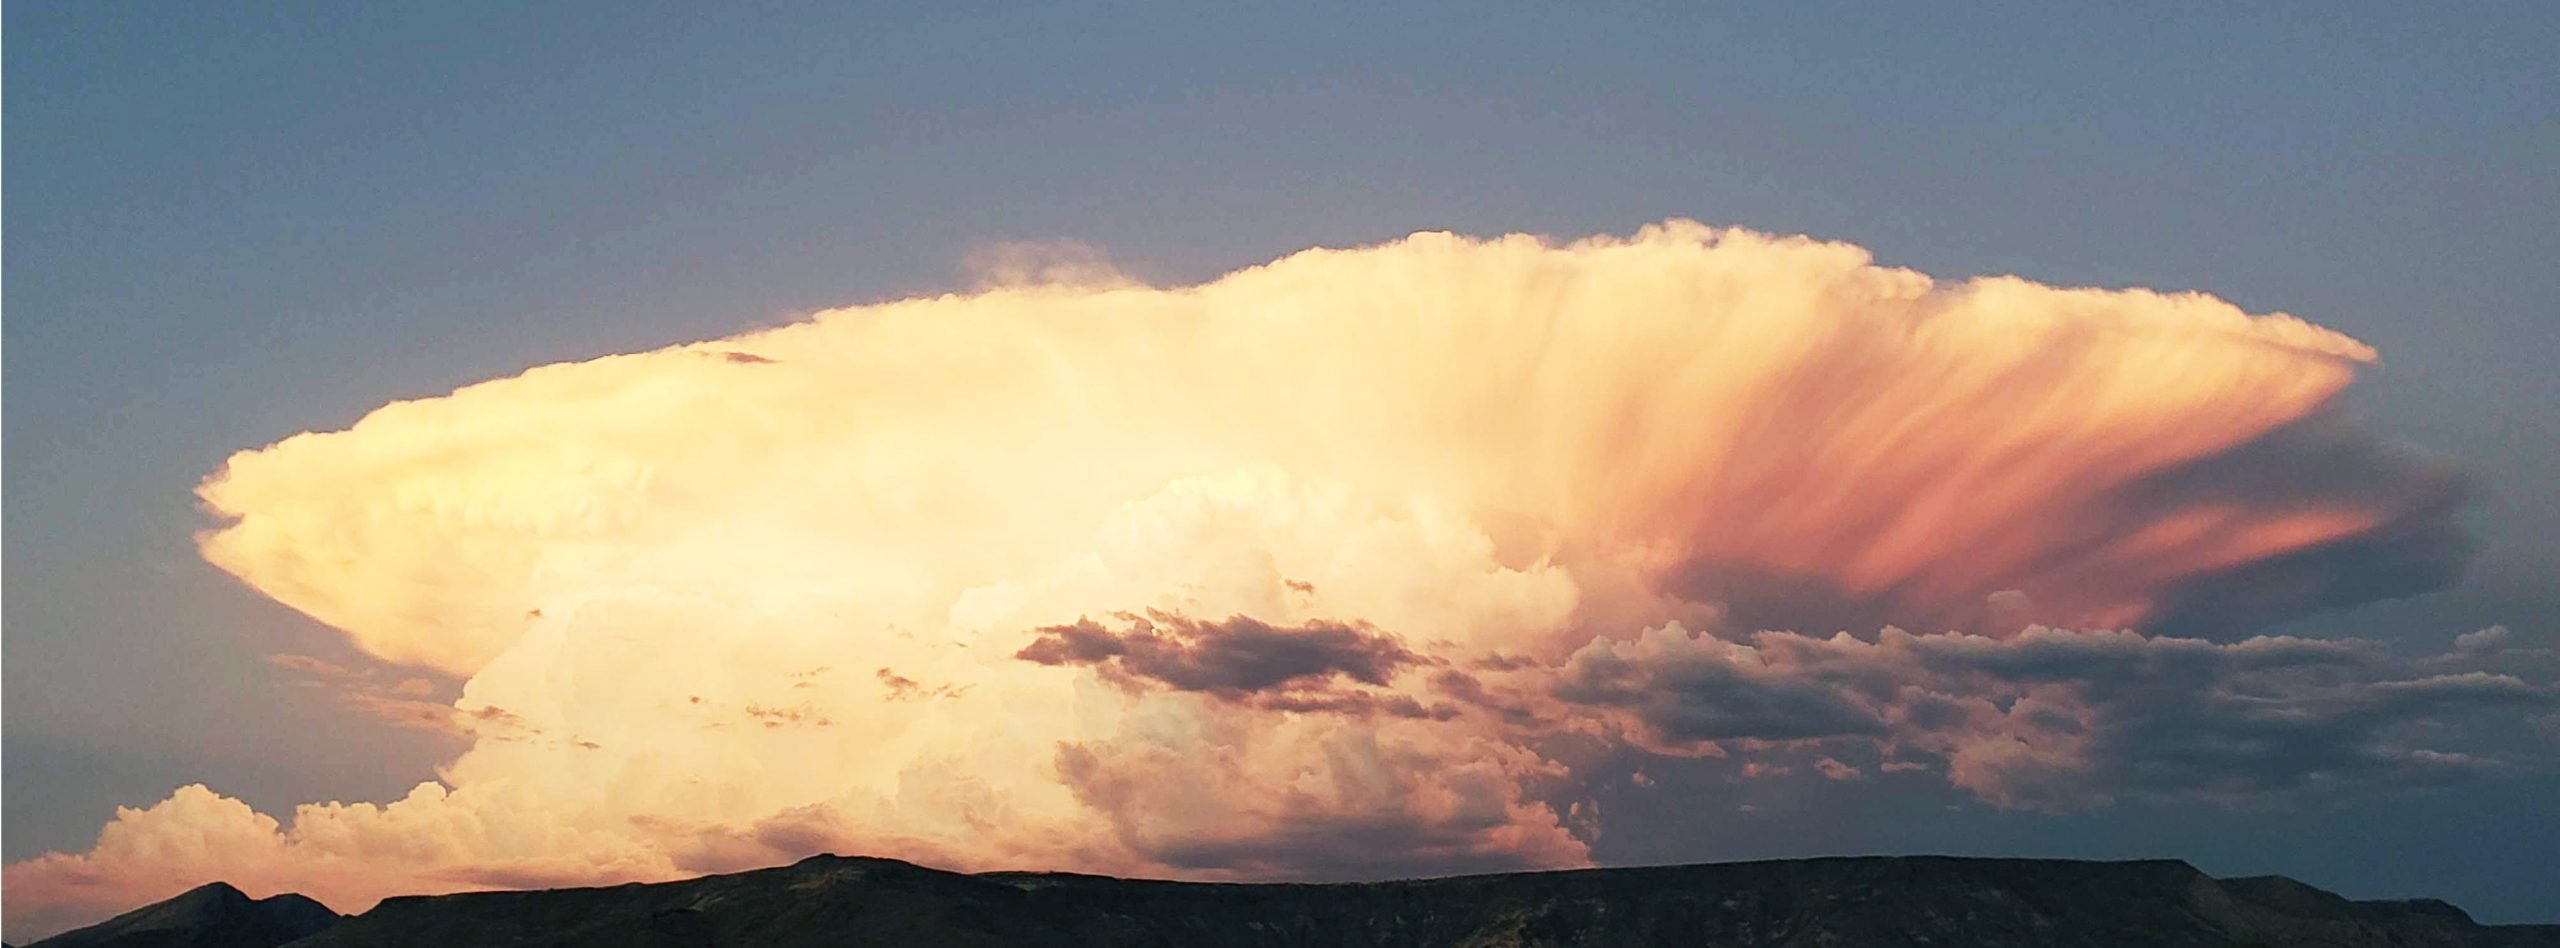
xmin=25 ymin=881 xmax=338 ymax=948
xmin=25 ymin=855 xmax=2555 ymax=948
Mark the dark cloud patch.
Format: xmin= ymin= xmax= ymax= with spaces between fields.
xmin=1472 ymin=652 xmax=1542 ymax=672
xmin=446 ymin=703 xmax=552 ymax=745
xmin=877 ymin=667 xmax=970 ymax=702
xmin=2146 ymin=522 xmax=2472 ymax=639
xmin=1411 ymin=668 xmax=1556 ymax=730
xmin=2122 ymin=411 xmax=2472 ymax=637
xmin=1547 ymin=623 xmax=2557 ymax=810
xmin=1556 ymin=633 xmax=1888 ymax=746
xmin=1898 ymin=628 xmax=2375 ymax=684
xmin=1987 ymin=682 xmax=2526 ymax=810
xmin=1018 ymin=611 xmax=1428 ymax=699
xmin=743 ymin=703 xmax=832 ymax=728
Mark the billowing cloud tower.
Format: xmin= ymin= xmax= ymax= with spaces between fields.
xmin=9 ymin=222 xmax=2544 ymax=938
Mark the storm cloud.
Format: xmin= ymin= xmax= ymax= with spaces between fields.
xmin=4 ymin=222 xmax=2527 ymax=938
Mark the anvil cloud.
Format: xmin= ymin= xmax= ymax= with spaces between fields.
xmin=7 ymin=222 xmax=2545 ymax=938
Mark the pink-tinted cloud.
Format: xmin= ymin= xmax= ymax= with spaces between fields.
xmin=3 ymin=223 xmax=2521 ymax=939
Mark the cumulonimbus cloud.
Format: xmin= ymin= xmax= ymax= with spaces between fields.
xmin=8 ymin=222 xmax=2543 ymax=939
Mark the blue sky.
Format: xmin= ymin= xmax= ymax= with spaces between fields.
xmin=7 ymin=0 xmax=2557 ymax=925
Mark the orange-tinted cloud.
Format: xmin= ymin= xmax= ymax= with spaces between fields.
xmin=5 ymin=222 xmax=2522 ymax=939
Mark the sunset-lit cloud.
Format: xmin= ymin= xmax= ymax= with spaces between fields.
xmin=8 ymin=222 xmax=2542 ymax=938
